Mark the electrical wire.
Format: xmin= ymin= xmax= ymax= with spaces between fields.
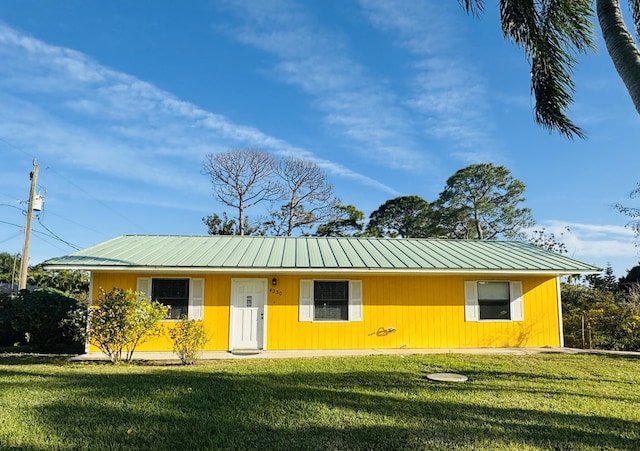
xmin=41 ymin=166 xmax=149 ymax=232
xmin=42 ymin=210 xmax=110 ymax=238
xmin=0 ymin=219 xmax=23 ymax=228
xmin=31 ymin=231 xmax=73 ymax=254
xmin=35 ymin=216 xmax=81 ymax=250
xmin=0 ymin=232 xmax=23 ymax=245
xmin=0 ymin=136 xmax=33 ymax=159
xmin=0 ymin=219 xmax=79 ymax=251
xmin=0 ymin=203 xmax=24 ymax=212
xmin=0 ymin=136 xmax=150 ymax=233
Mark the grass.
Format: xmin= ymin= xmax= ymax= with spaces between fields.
xmin=0 ymin=353 xmax=639 ymax=450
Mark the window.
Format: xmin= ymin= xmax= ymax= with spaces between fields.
xmin=299 ymin=279 xmax=362 ymax=322
xmin=477 ymin=281 xmax=510 ymax=320
xmin=152 ymin=278 xmax=189 ymax=319
xmin=464 ymin=280 xmax=523 ymax=322
xmin=314 ymin=280 xmax=349 ymax=321
xmin=137 ymin=277 xmax=205 ymax=320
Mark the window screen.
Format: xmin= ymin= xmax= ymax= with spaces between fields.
xmin=314 ymin=281 xmax=349 ymax=321
xmin=477 ymin=281 xmax=510 ymax=320
xmin=152 ymin=278 xmax=189 ymax=319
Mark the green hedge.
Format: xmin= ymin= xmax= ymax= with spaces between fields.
xmin=0 ymin=289 xmax=86 ymax=352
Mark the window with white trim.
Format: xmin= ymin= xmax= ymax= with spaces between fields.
xmin=153 ymin=278 xmax=189 ymax=319
xmin=137 ymin=277 xmax=205 ymax=320
xmin=314 ymin=280 xmax=348 ymax=320
xmin=464 ymin=280 xmax=523 ymax=322
xmin=299 ymin=279 xmax=363 ymax=322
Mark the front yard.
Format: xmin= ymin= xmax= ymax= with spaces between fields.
xmin=0 ymin=353 xmax=638 ymax=450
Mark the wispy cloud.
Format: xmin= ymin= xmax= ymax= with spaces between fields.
xmin=0 ymin=22 xmax=396 ymax=199
xmin=215 ymin=0 xmax=432 ymax=172
xmin=531 ymin=220 xmax=637 ymax=265
xmin=358 ymin=0 xmax=496 ymax=158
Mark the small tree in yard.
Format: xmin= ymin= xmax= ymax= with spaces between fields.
xmin=169 ymin=317 xmax=208 ymax=365
xmin=88 ymin=288 xmax=168 ymax=363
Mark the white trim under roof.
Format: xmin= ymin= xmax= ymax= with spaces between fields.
xmin=43 ymin=264 xmax=600 ymax=277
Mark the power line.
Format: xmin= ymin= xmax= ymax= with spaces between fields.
xmin=0 ymin=219 xmax=79 ymax=251
xmin=0 ymin=219 xmax=23 ymax=229
xmin=0 ymin=203 xmax=25 ymax=213
xmin=0 ymin=232 xmax=23 ymax=245
xmin=3 ymin=196 xmax=83 ymax=251
xmin=31 ymin=231 xmax=73 ymax=254
xmin=40 ymin=208 xmax=110 ymax=238
xmin=36 ymin=216 xmax=81 ymax=250
xmin=0 ymin=136 xmax=150 ymax=233
xmin=0 ymin=136 xmax=33 ymax=159
xmin=43 ymin=165 xmax=150 ymax=232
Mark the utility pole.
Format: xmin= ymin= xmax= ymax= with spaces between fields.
xmin=19 ymin=159 xmax=39 ymax=290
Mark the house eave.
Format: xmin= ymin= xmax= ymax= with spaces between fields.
xmin=43 ymin=264 xmax=598 ymax=277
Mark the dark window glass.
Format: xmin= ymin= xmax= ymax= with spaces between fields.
xmin=152 ymin=278 xmax=189 ymax=319
xmin=314 ymin=281 xmax=348 ymax=321
xmin=477 ymin=281 xmax=510 ymax=320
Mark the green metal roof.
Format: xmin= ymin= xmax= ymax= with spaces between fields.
xmin=43 ymin=235 xmax=601 ymax=275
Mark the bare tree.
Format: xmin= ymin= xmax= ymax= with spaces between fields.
xmin=266 ymin=157 xmax=338 ymax=236
xmin=202 ymin=149 xmax=277 ymax=236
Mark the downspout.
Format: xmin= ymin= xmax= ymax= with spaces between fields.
xmin=556 ymin=277 xmax=565 ymax=348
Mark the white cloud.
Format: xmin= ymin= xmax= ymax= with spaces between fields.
xmin=216 ymin=0 xmax=432 ymax=171
xmin=358 ymin=0 xmax=496 ymax=153
xmin=0 ymin=22 xmax=395 ymax=198
xmin=530 ymin=220 xmax=637 ymax=273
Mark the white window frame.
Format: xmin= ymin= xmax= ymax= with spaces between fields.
xmin=299 ymin=279 xmax=363 ymax=322
xmin=464 ymin=280 xmax=523 ymax=322
xmin=137 ymin=277 xmax=204 ymax=321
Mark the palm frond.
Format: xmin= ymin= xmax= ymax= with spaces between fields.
xmin=499 ymin=0 xmax=595 ymax=139
xmin=458 ymin=0 xmax=485 ymax=15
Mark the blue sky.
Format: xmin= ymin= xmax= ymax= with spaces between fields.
xmin=0 ymin=1 xmax=638 ymax=276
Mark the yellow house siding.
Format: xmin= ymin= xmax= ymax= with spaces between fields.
xmin=266 ymin=274 xmax=561 ymax=350
xmin=89 ymin=271 xmax=561 ymax=353
xmin=90 ymin=272 xmax=231 ymax=352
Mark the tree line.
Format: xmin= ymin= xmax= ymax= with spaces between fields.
xmin=202 ymin=149 xmax=534 ymax=240
xmin=563 ymin=265 xmax=640 ymax=351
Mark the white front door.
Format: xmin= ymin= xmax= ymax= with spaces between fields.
xmin=229 ymin=279 xmax=267 ymax=351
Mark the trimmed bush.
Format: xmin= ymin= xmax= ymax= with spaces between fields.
xmin=0 ymin=289 xmax=84 ymax=352
xmin=88 ymin=287 xmax=168 ymax=363
xmin=169 ymin=317 xmax=208 ymax=365
xmin=0 ymin=293 xmax=22 ymax=347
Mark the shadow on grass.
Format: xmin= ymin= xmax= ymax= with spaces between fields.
xmin=0 ymin=352 xmax=75 ymax=365
xmin=2 ymin=354 xmax=639 ymax=450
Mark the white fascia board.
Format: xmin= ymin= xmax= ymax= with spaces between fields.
xmin=44 ymin=265 xmax=601 ymax=277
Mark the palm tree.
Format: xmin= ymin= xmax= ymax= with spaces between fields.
xmin=459 ymin=0 xmax=640 ymax=139
xmin=597 ymin=0 xmax=640 ymax=116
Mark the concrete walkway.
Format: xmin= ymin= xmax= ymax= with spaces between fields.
xmin=69 ymin=346 xmax=637 ymax=362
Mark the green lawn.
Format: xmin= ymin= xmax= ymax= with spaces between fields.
xmin=0 ymin=353 xmax=638 ymax=450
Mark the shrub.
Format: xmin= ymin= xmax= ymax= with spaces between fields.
xmin=0 ymin=289 xmax=85 ymax=351
xmin=169 ymin=317 xmax=207 ymax=365
xmin=0 ymin=293 xmax=22 ymax=347
xmin=562 ymin=282 xmax=640 ymax=351
xmin=88 ymin=287 xmax=168 ymax=363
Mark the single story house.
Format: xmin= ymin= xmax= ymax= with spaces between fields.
xmin=44 ymin=235 xmax=600 ymax=354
